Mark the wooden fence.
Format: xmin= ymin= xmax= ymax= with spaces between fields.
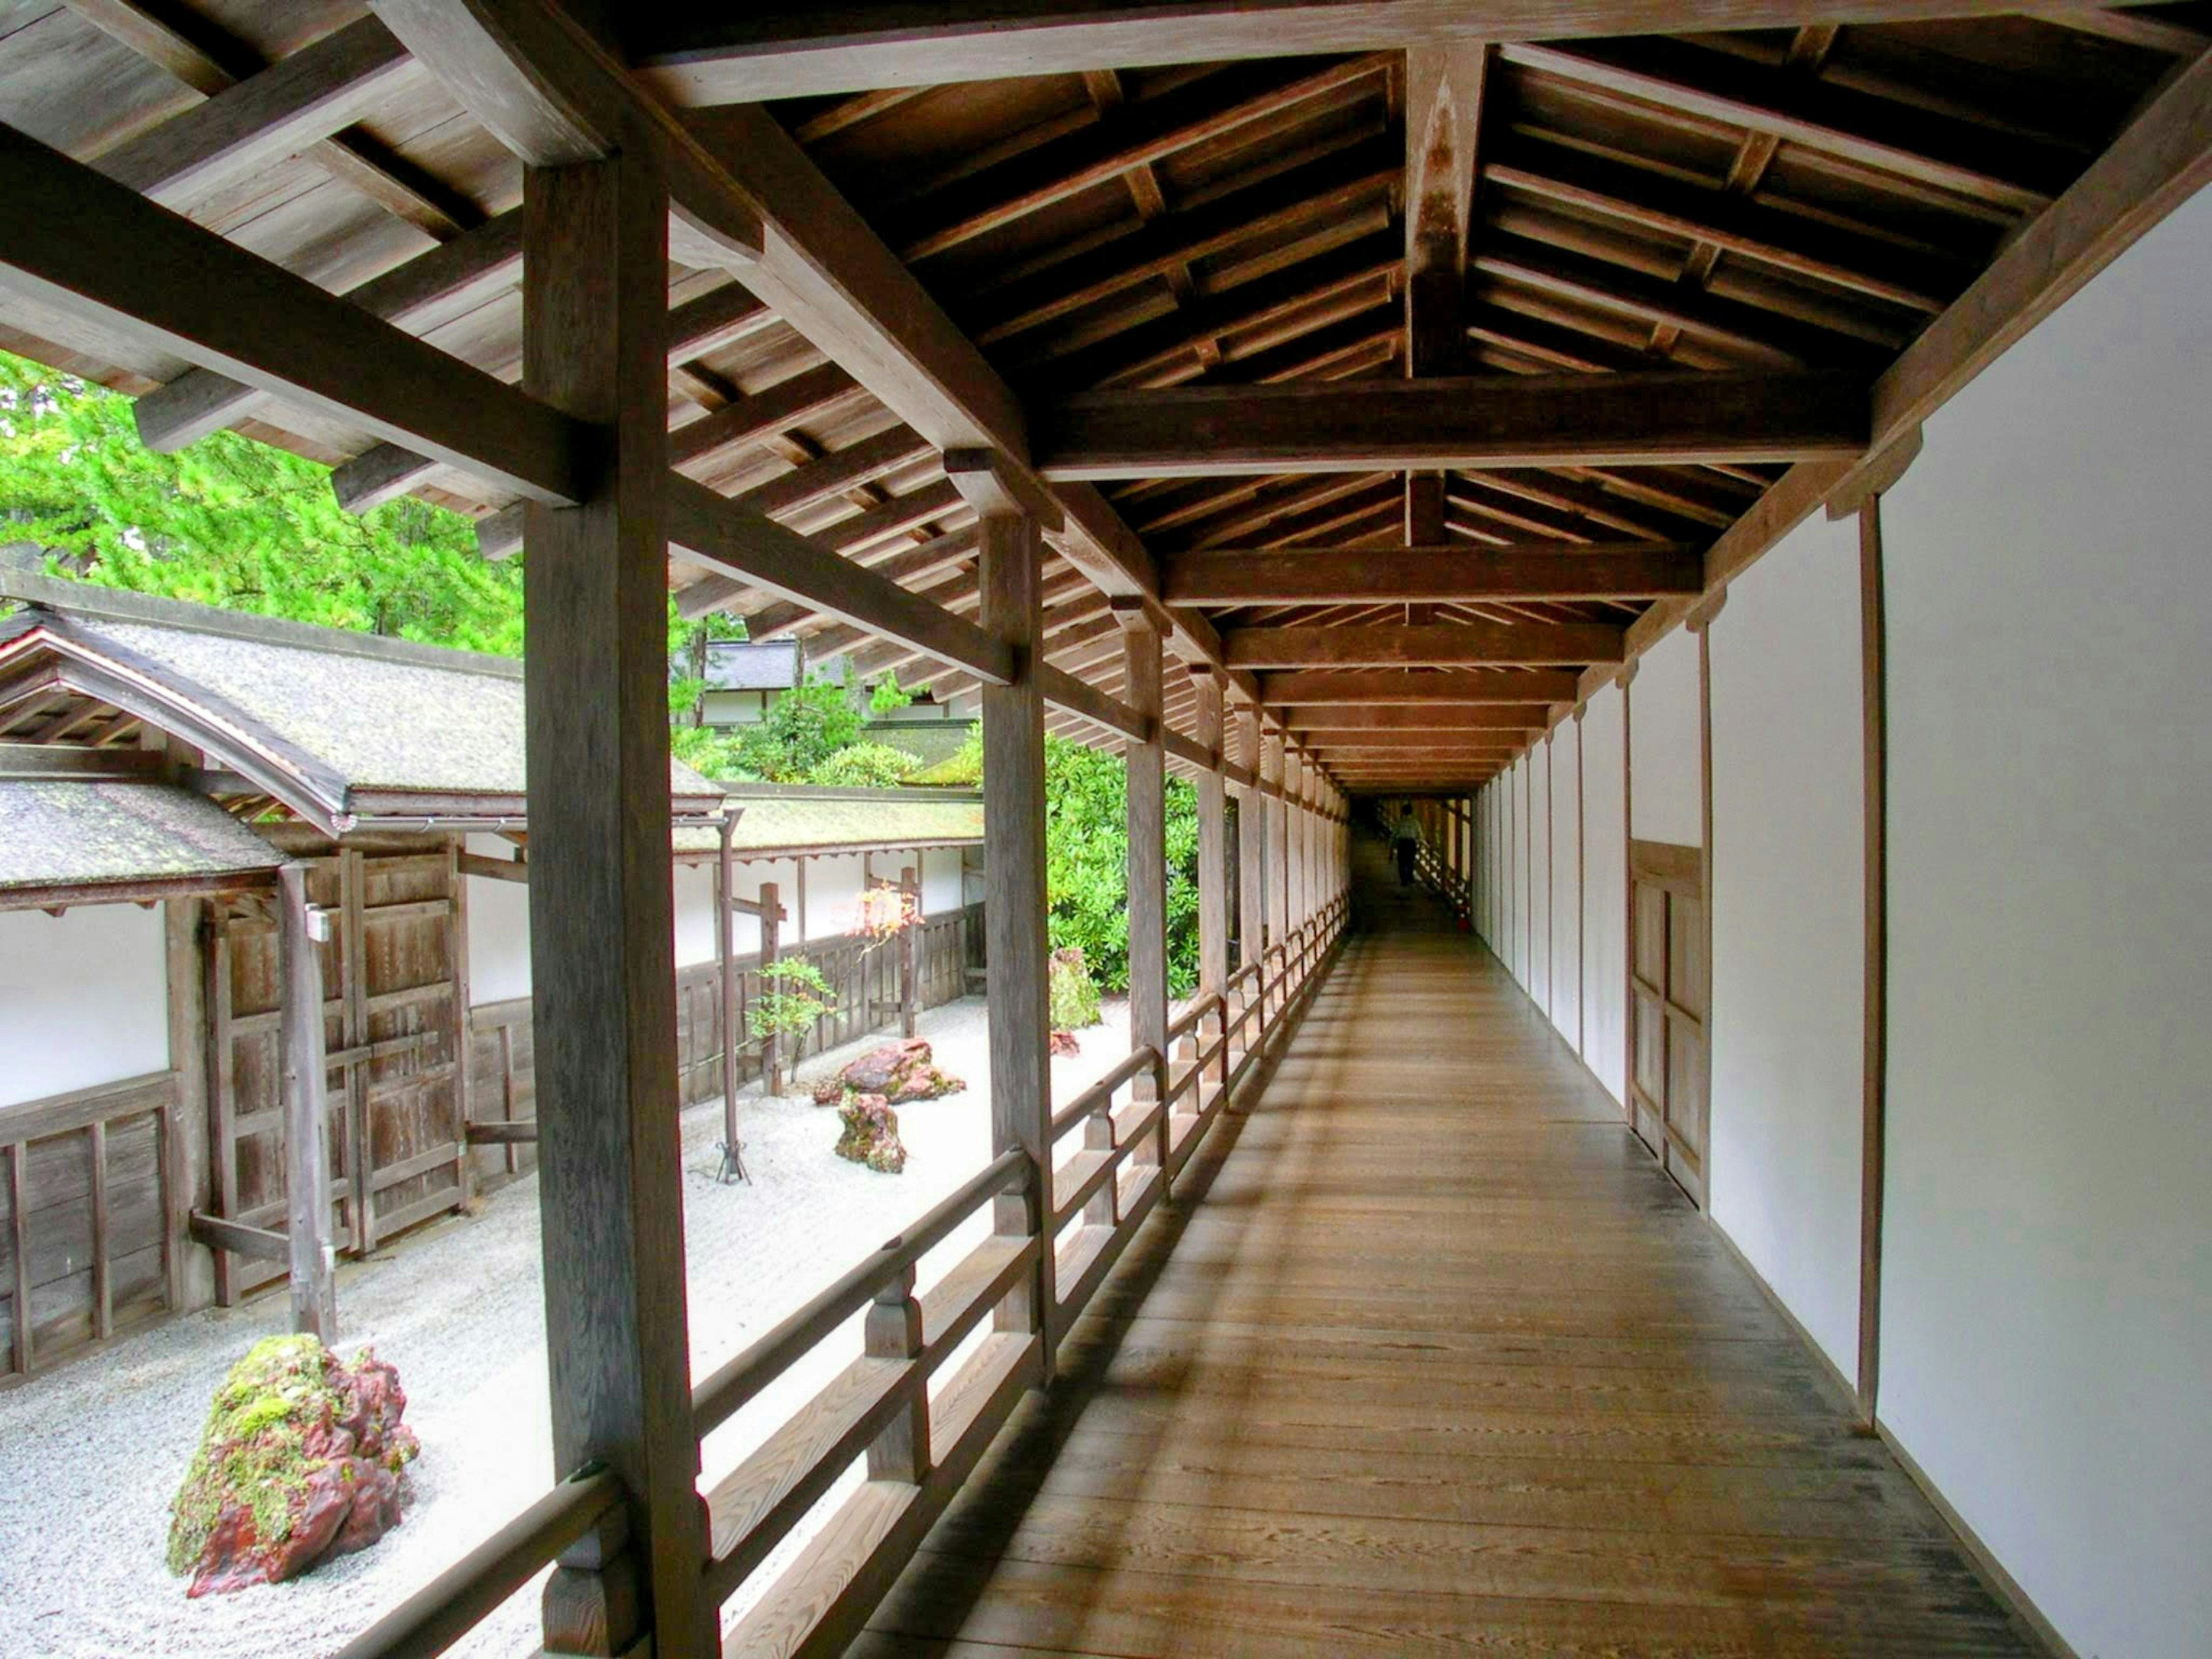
xmin=2 ymin=1071 xmax=184 ymax=1377
xmin=335 ymin=895 xmax=1349 ymax=1659
xmin=463 ymin=902 xmax=986 ymax=1183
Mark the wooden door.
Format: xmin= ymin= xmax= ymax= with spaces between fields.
xmin=1628 ymin=839 xmax=1709 ymax=1206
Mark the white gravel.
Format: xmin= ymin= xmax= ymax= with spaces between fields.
xmin=0 ymin=995 xmax=1133 ymax=1659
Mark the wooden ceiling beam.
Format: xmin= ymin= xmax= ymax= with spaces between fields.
xmin=1224 ymin=620 xmax=1624 ymax=668
xmin=1164 ymin=544 xmax=1701 ymax=604
xmin=1285 ymin=704 xmax=1548 ymax=730
xmin=1255 ymin=668 xmax=1580 ymax=703
xmin=627 ymin=3 xmax=2145 ymax=103
xmin=891 ymin=54 xmax=1391 ymax=262
xmin=1036 ymin=370 xmax=1868 ymax=479
xmin=1497 ymin=39 xmax=2070 ymax=214
xmin=0 ymin=120 xmax=584 ymax=503
xmin=971 ymin=134 xmax=1403 ymax=346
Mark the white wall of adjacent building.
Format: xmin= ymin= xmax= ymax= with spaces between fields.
xmin=0 ymin=904 xmax=169 ymax=1106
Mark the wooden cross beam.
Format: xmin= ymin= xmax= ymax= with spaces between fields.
xmin=1254 ymin=668 xmax=1582 ymax=704
xmin=1284 ymin=705 xmax=1549 ymax=731
xmin=1161 ymin=544 xmax=1704 ymax=604
xmin=1033 ymin=371 xmax=1868 ymax=479
xmin=1225 ymin=622 xmax=1625 ymax=669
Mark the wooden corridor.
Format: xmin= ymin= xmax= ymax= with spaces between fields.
xmin=847 ymin=839 xmax=2039 ymax=1658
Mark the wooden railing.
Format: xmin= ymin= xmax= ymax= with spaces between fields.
xmin=335 ymin=892 xmax=1351 ymax=1659
xmin=1414 ymin=836 xmax=1472 ymax=922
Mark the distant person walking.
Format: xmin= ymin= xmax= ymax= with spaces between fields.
xmin=1393 ymin=804 xmax=1421 ymax=886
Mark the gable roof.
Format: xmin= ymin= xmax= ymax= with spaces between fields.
xmin=0 ymin=574 xmax=724 ymax=832
xmin=0 ymin=776 xmax=285 ymax=905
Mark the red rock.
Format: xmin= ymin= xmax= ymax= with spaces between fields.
xmin=1048 ymin=1030 xmax=1080 ymax=1057
xmin=812 ymin=1037 xmax=965 ymax=1105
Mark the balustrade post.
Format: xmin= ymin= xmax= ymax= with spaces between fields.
xmin=863 ymin=1265 xmax=929 ymax=1484
xmin=520 ymin=132 xmax=709 ymax=1658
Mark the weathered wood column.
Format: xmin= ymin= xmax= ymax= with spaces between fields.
xmin=1116 ymin=601 xmax=1168 ymax=1143
xmin=1263 ymin=728 xmax=1287 ymax=950
xmin=1234 ymin=700 xmax=1265 ymax=973
xmin=1191 ymin=666 xmax=1228 ymax=998
xmin=966 ymin=474 xmax=1055 ymax=1379
xmin=521 ymin=135 xmax=710 ymax=1658
xmin=278 ymin=861 xmax=336 ymax=1346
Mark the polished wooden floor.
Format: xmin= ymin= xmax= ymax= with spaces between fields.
xmin=853 ymin=842 xmax=2039 ymax=1657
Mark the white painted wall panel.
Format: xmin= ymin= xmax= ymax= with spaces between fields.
xmin=921 ymin=847 xmax=965 ymax=916
xmin=1528 ymin=744 xmax=1550 ymax=1009
xmin=1509 ymin=757 xmax=1529 ymax=987
xmin=672 ymin=862 xmax=720 ymax=968
xmin=1630 ymin=626 xmax=1703 ymax=847
xmin=1580 ymin=683 xmax=1627 ymax=1104
xmin=0 ymin=906 xmax=168 ymax=1107
xmin=1550 ymin=721 xmax=1582 ymax=1048
xmin=1878 ymin=185 xmax=2212 ymax=1659
xmin=464 ymin=831 xmax=532 ymax=1006
xmin=1706 ymin=509 xmax=1865 ymax=1382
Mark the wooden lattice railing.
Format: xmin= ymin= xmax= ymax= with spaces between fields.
xmin=335 ymin=892 xmax=1349 ymax=1659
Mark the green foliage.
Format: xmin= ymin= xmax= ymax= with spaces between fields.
xmin=1048 ymin=946 xmax=1103 ymax=1030
xmin=867 ymin=670 xmax=915 ymax=715
xmin=908 ymin=722 xmax=982 ymax=787
xmin=1041 ymin=736 xmax=1200 ymax=997
xmin=668 ymin=722 xmax=755 ymax=782
xmin=755 ymin=957 xmax=836 ymax=1062
xmin=668 ymin=605 xmax=748 ymax=728
xmin=734 ymin=676 xmax=866 ymax=781
xmin=0 ymin=351 xmax=523 ymax=653
xmin=806 ymin=740 xmax=921 ymax=787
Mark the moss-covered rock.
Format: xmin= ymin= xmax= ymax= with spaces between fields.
xmin=809 ymin=1038 xmax=964 ymax=1106
xmin=834 ymin=1092 xmax=907 ymax=1173
xmin=166 ymin=1335 xmax=420 ymax=1596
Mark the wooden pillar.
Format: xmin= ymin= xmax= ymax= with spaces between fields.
xmin=1857 ymin=494 xmax=1889 ymax=1423
xmin=975 ymin=504 xmax=1054 ymax=1379
xmin=757 ymin=881 xmax=781 ymax=1097
xmin=520 ymin=135 xmax=709 ymax=1659
xmin=1119 ymin=604 xmax=1168 ymax=1183
xmin=278 ymin=861 xmax=336 ymax=1346
xmin=1266 ymin=733 xmax=1290 ymax=950
xmin=1191 ymin=666 xmax=1228 ymax=999
xmin=1235 ymin=703 xmax=1265 ymax=973
xmin=714 ymin=814 xmax=744 ymax=1183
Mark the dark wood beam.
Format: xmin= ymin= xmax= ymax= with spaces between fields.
xmin=1036 ymin=371 xmax=1867 ymax=479
xmin=1163 ymin=543 xmax=1702 ymax=604
xmin=135 ymin=208 xmax=524 ymax=452
xmin=1225 ymin=620 xmax=1624 ymax=668
xmin=1303 ymin=730 xmax=1525 ymax=749
xmin=1284 ymin=705 xmax=1549 ymax=730
xmin=666 ymin=476 xmax=1014 ymax=686
xmin=0 ymin=120 xmax=584 ymax=503
xmin=627 ymin=3 xmax=2132 ymax=103
xmin=1257 ymin=668 xmax=1580 ymax=703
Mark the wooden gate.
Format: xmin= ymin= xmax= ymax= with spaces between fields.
xmin=1628 ymin=839 xmax=1709 ymax=1206
xmin=204 ymin=844 xmax=467 ymax=1300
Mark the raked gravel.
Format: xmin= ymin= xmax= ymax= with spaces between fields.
xmin=0 ymin=995 xmax=1132 ymax=1659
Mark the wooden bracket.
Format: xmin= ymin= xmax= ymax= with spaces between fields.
xmin=1826 ymin=426 xmax=1924 ymax=521
xmin=943 ymin=448 xmax=1065 ymax=531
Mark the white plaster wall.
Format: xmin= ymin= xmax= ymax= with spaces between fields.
xmin=672 ymin=862 xmax=720 ymax=969
xmin=804 ymin=855 xmax=867 ymax=942
xmin=921 ymin=847 xmax=967 ymax=916
xmin=1877 ymin=185 xmax=2212 ymax=1659
xmin=463 ymin=832 xmax=532 ymax=1007
xmin=1550 ymin=720 xmax=1582 ymax=1047
xmin=1580 ymin=683 xmax=1627 ymax=1101
xmin=1706 ymin=508 xmax=1865 ymax=1382
xmin=1508 ymin=759 xmax=1527 ymax=987
xmin=1528 ymin=744 xmax=1550 ymax=1009
xmin=1629 ymin=624 xmax=1703 ymax=847
xmin=0 ymin=905 xmax=169 ymax=1107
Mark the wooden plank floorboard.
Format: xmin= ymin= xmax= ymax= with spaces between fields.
xmin=858 ymin=842 xmax=2041 ymax=1657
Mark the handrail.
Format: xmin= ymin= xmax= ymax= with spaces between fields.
xmin=692 ymin=1145 xmax=1031 ymax=1435
xmin=331 ymin=1464 xmax=623 ymax=1659
xmin=1049 ymin=1044 xmax=1160 ymax=1137
xmin=1165 ymin=990 xmax=1222 ymax=1044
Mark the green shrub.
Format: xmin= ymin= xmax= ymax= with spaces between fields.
xmin=908 ymin=722 xmax=982 ymax=787
xmin=1048 ymin=946 xmax=1103 ymax=1030
xmin=806 ymin=741 xmax=921 ymax=787
xmin=755 ymin=957 xmax=836 ymax=1070
xmin=734 ymin=676 xmax=865 ymax=781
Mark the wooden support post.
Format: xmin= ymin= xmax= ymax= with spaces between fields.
xmin=757 ymin=880 xmax=782 ymax=1099
xmin=714 ymin=814 xmax=746 ymax=1183
xmin=278 ymin=861 xmax=337 ymax=1346
xmin=864 ymin=1265 xmax=929 ymax=1483
xmin=1192 ymin=667 xmax=1228 ymax=1001
xmin=1262 ymin=728 xmax=1286 ymax=959
xmin=1857 ymin=493 xmax=1889 ymax=1425
xmin=447 ymin=839 xmax=475 ymax=1209
xmin=899 ymin=865 xmax=919 ymax=1040
xmin=339 ymin=849 xmax=374 ymax=1253
xmin=1234 ymin=702 xmax=1265 ymax=977
xmin=974 ymin=499 xmax=1055 ymax=1381
xmin=521 ymin=133 xmax=709 ymax=1659
xmin=1118 ymin=602 xmax=1169 ymax=1192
